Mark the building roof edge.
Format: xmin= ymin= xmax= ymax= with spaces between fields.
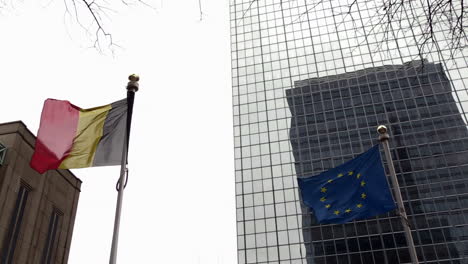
xmin=0 ymin=120 xmax=83 ymax=187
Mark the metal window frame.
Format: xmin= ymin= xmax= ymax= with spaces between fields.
xmin=41 ymin=208 xmax=63 ymax=264
xmin=0 ymin=142 xmax=6 ymax=166
xmin=1 ymin=184 xmax=30 ymax=264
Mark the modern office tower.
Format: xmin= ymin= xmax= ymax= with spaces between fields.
xmin=0 ymin=121 xmax=81 ymax=264
xmin=231 ymin=1 xmax=468 ymax=264
xmin=287 ymin=61 xmax=467 ymax=263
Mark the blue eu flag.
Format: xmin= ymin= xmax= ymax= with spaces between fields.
xmin=298 ymin=145 xmax=396 ymax=224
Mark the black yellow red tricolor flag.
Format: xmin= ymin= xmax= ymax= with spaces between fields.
xmin=30 ymin=98 xmax=127 ymax=173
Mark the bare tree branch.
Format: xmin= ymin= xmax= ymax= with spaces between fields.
xmin=198 ymin=0 xmax=204 ymax=21
xmin=237 ymin=0 xmax=257 ymax=25
xmin=0 ymin=0 xmax=157 ymax=53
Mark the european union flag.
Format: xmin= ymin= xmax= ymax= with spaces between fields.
xmin=298 ymin=145 xmax=396 ymax=224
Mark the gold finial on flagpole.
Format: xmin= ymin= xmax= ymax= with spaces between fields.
xmin=377 ymin=125 xmax=389 ymax=141
xmin=127 ymin=74 xmax=140 ymax=92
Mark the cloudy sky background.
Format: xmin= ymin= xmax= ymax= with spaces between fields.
xmin=0 ymin=1 xmax=236 ymax=263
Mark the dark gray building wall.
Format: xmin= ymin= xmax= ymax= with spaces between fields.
xmin=286 ymin=61 xmax=468 ymax=263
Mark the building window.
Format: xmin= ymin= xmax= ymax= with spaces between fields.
xmin=1 ymin=184 xmax=30 ymax=264
xmin=0 ymin=142 xmax=6 ymax=166
xmin=41 ymin=208 xmax=62 ymax=264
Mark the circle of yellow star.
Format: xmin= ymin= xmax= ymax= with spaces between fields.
xmin=356 ymin=173 xmax=361 ymax=179
xmin=356 ymin=203 xmax=363 ymax=208
xmin=320 ymin=197 xmax=326 ymax=202
xmin=321 ymin=187 xmax=327 ymax=193
xmin=327 ymin=179 xmax=333 ymax=183
xmin=361 ymin=181 xmax=366 ymax=187
xmin=325 ymin=204 xmax=331 ymax=208
xmin=337 ymin=173 xmax=343 ymax=178
xmin=345 ymin=209 xmax=352 ymax=213
xmin=348 ymin=171 xmax=354 ymax=176
xmin=361 ymin=193 xmax=367 ymax=199
xmin=334 ymin=210 xmax=340 ymax=215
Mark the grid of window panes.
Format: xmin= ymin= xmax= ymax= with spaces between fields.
xmin=231 ymin=0 xmax=468 ymax=263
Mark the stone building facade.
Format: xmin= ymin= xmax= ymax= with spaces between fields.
xmin=0 ymin=121 xmax=81 ymax=264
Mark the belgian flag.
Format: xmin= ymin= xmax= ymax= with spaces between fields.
xmin=30 ymin=98 xmax=127 ymax=173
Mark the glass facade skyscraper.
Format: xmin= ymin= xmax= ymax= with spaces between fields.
xmin=231 ymin=1 xmax=468 ymax=263
xmin=288 ymin=61 xmax=468 ymax=263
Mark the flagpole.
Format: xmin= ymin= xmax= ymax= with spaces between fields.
xmin=109 ymin=74 xmax=139 ymax=264
xmin=377 ymin=125 xmax=419 ymax=264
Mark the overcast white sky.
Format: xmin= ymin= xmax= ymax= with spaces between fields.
xmin=0 ymin=1 xmax=236 ymax=263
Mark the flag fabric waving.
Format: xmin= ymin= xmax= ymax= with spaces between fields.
xmin=30 ymin=98 xmax=127 ymax=173
xmin=297 ymin=145 xmax=396 ymax=224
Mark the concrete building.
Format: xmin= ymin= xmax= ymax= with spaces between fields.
xmin=0 ymin=121 xmax=81 ymax=264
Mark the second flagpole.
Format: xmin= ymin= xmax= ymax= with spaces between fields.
xmin=109 ymin=74 xmax=139 ymax=264
xmin=377 ymin=125 xmax=419 ymax=264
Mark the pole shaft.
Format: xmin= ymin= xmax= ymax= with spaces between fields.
xmin=109 ymin=88 xmax=136 ymax=264
xmin=380 ymin=137 xmax=419 ymax=264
